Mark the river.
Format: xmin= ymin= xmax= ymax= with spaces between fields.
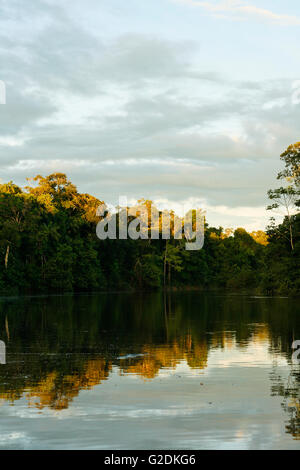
xmin=0 ymin=292 xmax=299 ymax=449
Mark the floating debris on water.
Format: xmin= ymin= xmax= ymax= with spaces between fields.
xmin=117 ymin=353 xmax=146 ymax=360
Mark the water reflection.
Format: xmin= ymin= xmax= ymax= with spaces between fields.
xmin=0 ymin=292 xmax=299 ymax=440
xmin=270 ymin=366 xmax=300 ymax=439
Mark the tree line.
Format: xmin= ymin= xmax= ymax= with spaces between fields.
xmin=0 ymin=142 xmax=299 ymax=295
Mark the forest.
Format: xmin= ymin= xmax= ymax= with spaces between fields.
xmin=0 ymin=142 xmax=299 ymax=296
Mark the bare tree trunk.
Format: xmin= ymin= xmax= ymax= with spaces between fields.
xmin=134 ymin=259 xmax=142 ymax=288
xmin=164 ymin=292 xmax=169 ymax=341
xmin=285 ymin=200 xmax=294 ymax=251
xmin=5 ymin=315 xmax=9 ymax=341
xmin=164 ymin=241 xmax=167 ymax=288
xmin=4 ymin=244 xmax=9 ymax=269
xmin=288 ymin=217 xmax=294 ymax=251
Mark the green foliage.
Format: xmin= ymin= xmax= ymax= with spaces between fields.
xmin=264 ymin=141 xmax=300 ymax=293
xmin=0 ymin=150 xmax=299 ymax=296
xmin=0 ymin=173 xmax=105 ymax=294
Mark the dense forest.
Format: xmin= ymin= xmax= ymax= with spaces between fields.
xmin=0 ymin=142 xmax=299 ymax=295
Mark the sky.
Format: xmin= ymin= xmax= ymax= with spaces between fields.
xmin=0 ymin=0 xmax=300 ymax=230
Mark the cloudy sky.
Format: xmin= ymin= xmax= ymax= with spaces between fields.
xmin=0 ymin=0 xmax=300 ymax=230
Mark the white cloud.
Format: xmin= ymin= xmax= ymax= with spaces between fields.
xmin=0 ymin=134 xmax=29 ymax=147
xmin=173 ymin=0 xmax=300 ymax=25
xmin=123 ymin=195 xmax=272 ymax=230
xmin=0 ymin=0 xmax=298 ymax=231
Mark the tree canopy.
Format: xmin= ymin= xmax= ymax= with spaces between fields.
xmin=0 ymin=143 xmax=299 ymax=297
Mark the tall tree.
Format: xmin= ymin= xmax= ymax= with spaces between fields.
xmin=267 ymin=142 xmax=300 ymax=251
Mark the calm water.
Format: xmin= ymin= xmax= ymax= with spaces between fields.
xmin=0 ymin=292 xmax=300 ymax=450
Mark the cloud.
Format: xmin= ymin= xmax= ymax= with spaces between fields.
xmin=173 ymin=0 xmax=300 ymax=25
xmin=0 ymin=0 xmax=299 ymax=230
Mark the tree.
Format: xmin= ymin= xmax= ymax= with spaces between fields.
xmin=163 ymin=241 xmax=183 ymax=288
xmin=250 ymin=230 xmax=268 ymax=246
xmin=2 ymin=171 xmax=298 ymax=295
xmin=0 ymin=184 xmax=39 ymax=270
xmin=267 ymin=142 xmax=300 ymax=251
xmin=267 ymin=186 xmax=298 ymax=250
xmin=26 ymin=173 xmax=78 ymax=212
xmin=263 ymin=142 xmax=300 ymax=294
xmin=278 ymin=142 xmax=300 ymax=190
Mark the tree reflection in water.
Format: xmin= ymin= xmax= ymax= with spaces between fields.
xmin=0 ymin=291 xmax=299 ymax=441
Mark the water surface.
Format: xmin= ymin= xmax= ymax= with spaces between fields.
xmin=0 ymin=292 xmax=300 ymax=449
